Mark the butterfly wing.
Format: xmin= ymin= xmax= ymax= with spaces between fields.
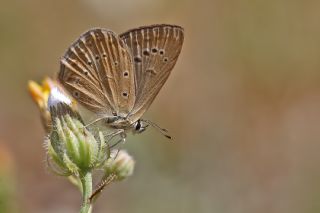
xmin=120 ymin=24 xmax=184 ymax=122
xmin=59 ymin=28 xmax=136 ymax=117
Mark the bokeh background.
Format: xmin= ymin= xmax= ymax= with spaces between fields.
xmin=1 ymin=0 xmax=320 ymax=212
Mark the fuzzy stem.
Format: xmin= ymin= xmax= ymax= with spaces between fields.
xmin=80 ymin=172 xmax=93 ymax=213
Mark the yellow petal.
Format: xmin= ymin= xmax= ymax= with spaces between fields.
xmin=28 ymin=80 xmax=45 ymax=108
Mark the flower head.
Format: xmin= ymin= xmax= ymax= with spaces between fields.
xmin=28 ymin=77 xmax=53 ymax=109
xmin=28 ymin=78 xmax=54 ymax=132
xmin=28 ymin=78 xmax=75 ymax=133
xmin=47 ymin=88 xmax=105 ymax=176
xmin=28 ymin=77 xmax=136 ymax=210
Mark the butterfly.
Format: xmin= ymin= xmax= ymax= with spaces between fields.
xmin=58 ymin=24 xmax=184 ymax=140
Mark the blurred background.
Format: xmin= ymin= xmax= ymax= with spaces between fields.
xmin=1 ymin=0 xmax=320 ymax=212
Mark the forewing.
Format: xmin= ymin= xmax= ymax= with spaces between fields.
xmin=120 ymin=24 xmax=184 ymax=121
xmin=59 ymin=28 xmax=135 ymax=116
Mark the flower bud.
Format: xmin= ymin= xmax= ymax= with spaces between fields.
xmin=47 ymin=88 xmax=103 ymax=175
xmin=104 ymin=150 xmax=135 ymax=181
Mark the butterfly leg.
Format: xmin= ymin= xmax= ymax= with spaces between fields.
xmin=105 ymin=129 xmax=125 ymax=141
xmin=110 ymin=133 xmax=126 ymax=149
xmin=109 ymin=131 xmax=126 ymax=160
xmin=85 ymin=116 xmax=118 ymax=128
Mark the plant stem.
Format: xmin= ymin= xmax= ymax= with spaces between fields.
xmin=89 ymin=174 xmax=116 ymax=203
xmin=80 ymin=172 xmax=93 ymax=213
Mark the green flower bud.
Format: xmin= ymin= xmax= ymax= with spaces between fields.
xmin=104 ymin=150 xmax=135 ymax=181
xmin=46 ymin=88 xmax=104 ymax=175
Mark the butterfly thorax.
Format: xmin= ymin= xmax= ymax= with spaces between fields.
xmin=104 ymin=116 xmax=133 ymax=129
xmin=104 ymin=116 xmax=148 ymax=134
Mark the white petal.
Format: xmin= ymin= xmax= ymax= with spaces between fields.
xmin=48 ymin=87 xmax=72 ymax=108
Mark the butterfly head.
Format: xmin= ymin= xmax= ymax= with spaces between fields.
xmin=132 ymin=119 xmax=149 ymax=134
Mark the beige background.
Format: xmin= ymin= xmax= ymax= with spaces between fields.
xmin=1 ymin=0 xmax=320 ymax=212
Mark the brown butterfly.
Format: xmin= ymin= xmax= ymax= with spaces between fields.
xmin=58 ymin=24 xmax=184 ymax=140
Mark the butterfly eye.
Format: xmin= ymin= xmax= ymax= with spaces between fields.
xmin=87 ymin=61 xmax=92 ymax=66
xmin=83 ymin=71 xmax=89 ymax=75
xmin=163 ymin=57 xmax=169 ymax=62
xmin=135 ymin=121 xmax=141 ymax=131
xmin=102 ymin=53 xmax=107 ymax=58
xmin=95 ymin=55 xmax=100 ymax=60
xmin=133 ymin=120 xmax=148 ymax=133
xmin=114 ymin=61 xmax=119 ymax=66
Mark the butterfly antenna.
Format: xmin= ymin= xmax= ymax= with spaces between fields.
xmin=142 ymin=119 xmax=172 ymax=140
